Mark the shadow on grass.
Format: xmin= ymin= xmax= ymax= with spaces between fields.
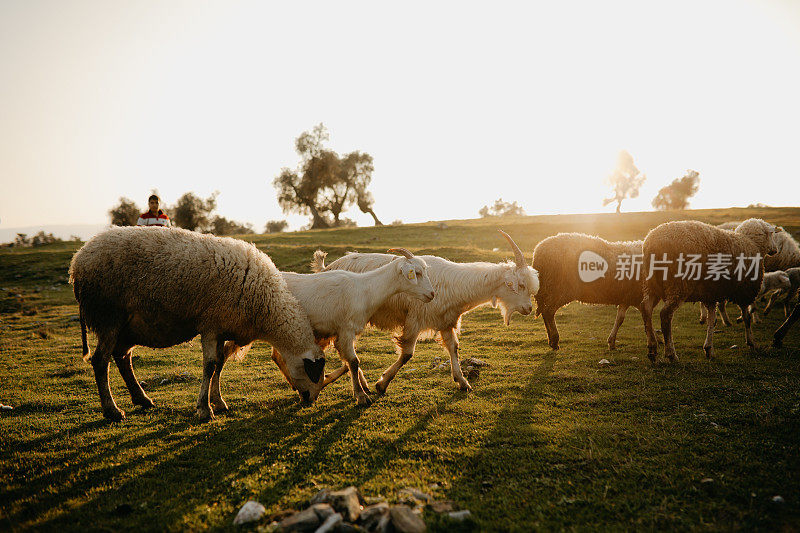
xmin=12 ymin=390 xmax=460 ymax=531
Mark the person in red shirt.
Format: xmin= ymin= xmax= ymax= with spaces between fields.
xmin=137 ymin=194 xmax=172 ymax=227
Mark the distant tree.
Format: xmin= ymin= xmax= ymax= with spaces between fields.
xmin=391 ymin=219 xmax=403 ymax=226
xmin=14 ymin=233 xmax=30 ymax=247
xmin=652 ymin=170 xmax=700 ymax=211
xmin=264 ymin=220 xmax=289 ymax=234
xmin=109 ymin=197 xmax=140 ymax=226
xmin=70 ymin=235 xmax=82 ymax=243
xmin=479 ymin=198 xmax=526 ymax=218
xmin=273 ymin=124 xmax=381 ymax=228
xmin=209 ymin=216 xmax=253 ymax=236
xmin=603 ymin=150 xmax=646 ymax=213
xmin=30 ymin=231 xmax=59 ymax=246
xmin=170 ymin=192 xmax=218 ymax=232
xmin=747 ymin=202 xmax=771 ymax=208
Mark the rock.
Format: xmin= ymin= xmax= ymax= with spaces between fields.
xmin=700 ymin=478 xmax=714 ymax=484
xmin=598 ymin=359 xmax=611 ymax=366
xmin=772 ymin=495 xmax=785 ymax=503
xmin=310 ymin=489 xmax=331 ymax=505
xmin=436 ymin=363 xmax=449 ymax=372
xmin=0 ymin=404 xmax=13 ymax=412
xmin=428 ymin=357 xmax=441 ymax=369
xmin=327 ymin=487 xmax=363 ymax=522
xmin=358 ymin=502 xmax=388 ymax=530
xmin=278 ymin=507 xmax=320 ymax=531
xmin=398 ymin=488 xmax=432 ymax=505
xmin=730 ymin=345 xmax=738 ymax=349
xmin=448 ymin=510 xmax=471 ymax=521
xmin=234 ymin=501 xmax=267 ymax=525
xmin=428 ymin=501 xmax=453 ymax=513
xmin=313 ymin=512 xmax=342 ymax=533
xmin=463 ymin=366 xmax=479 ymax=380
xmin=389 ymin=505 xmax=426 ymax=533
xmin=461 ymin=357 xmax=489 ymax=367
xmin=310 ymin=503 xmax=336 ymax=521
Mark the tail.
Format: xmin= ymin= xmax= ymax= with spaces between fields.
xmin=79 ymin=309 xmax=91 ymax=362
xmin=311 ymin=250 xmax=328 ymax=273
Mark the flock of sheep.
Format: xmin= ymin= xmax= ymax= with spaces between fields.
xmin=68 ymin=218 xmax=800 ymax=421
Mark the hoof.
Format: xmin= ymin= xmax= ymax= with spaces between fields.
xmin=374 ymin=381 xmax=387 ymax=395
xmin=356 ymin=394 xmax=372 ymax=406
xmin=773 ymin=339 xmax=783 ymax=349
xmin=549 ymin=342 xmax=559 ymax=351
xmin=703 ymin=347 xmax=714 ymax=360
xmin=607 ymin=341 xmax=617 ymax=351
xmin=133 ymin=396 xmax=155 ymax=409
xmin=211 ymin=399 xmax=229 ymax=413
xmin=196 ymin=408 xmax=214 ymax=422
xmin=456 ymin=380 xmax=473 ymax=392
xmin=103 ymin=407 xmax=126 ymax=422
xmin=666 ymin=353 xmax=679 ymax=363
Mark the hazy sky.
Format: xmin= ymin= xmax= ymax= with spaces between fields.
xmin=1 ymin=0 xmax=799 ymax=231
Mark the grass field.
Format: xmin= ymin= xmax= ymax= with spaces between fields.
xmin=1 ymin=207 xmax=800 ymax=531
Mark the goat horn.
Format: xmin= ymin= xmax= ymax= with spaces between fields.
xmin=499 ymin=229 xmax=526 ymax=268
xmin=387 ymin=247 xmax=415 ymax=259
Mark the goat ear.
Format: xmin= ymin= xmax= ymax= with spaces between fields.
xmin=303 ymin=357 xmax=326 ymax=384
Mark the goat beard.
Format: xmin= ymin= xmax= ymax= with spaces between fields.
xmin=499 ymin=303 xmax=513 ymax=326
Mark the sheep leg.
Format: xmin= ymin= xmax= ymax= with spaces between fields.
xmin=642 ymin=296 xmax=659 ymax=363
xmin=701 ymin=302 xmax=717 ymax=359
xmin=699 ymin=304 xmax=707 ymax=324
xmin=375 ymin=330 xmax=419 ymax=395
xmin=718 ymin=301 xmax=733 ymax=326
xmin=210 ymin=353 xmax=229 ymax=413
xmin=92 ymin=336 xmax=125 ymax=422
xmin=271 ymin=347 xmax=296 ymax=389
xmin=739 ymin=304 xmax=758 ymax=351
xmin=112 ymin=345 xmax=154 ymax=409
xmin=762 ymin=290 xmax=782 ymax=316
xmin=607 ymin=305 xmax=628 ymax=350
xmin=224 ymin=340 xmax=252 ymax=362
xmin=773 ymin=302 xmax=800 ymax=348
xmin=541 ymin=309 xmax=560 ymax=350
xmin=196 ymin=333 xmax=222 ymax=421
xmin=660 ymin=299 xmax=681 ymax=362
xmin=441 ymin=328 xmax=471 ymax=392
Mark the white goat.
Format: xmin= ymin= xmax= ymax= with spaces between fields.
xmin=274 ymin=248 xmax=435 ymax=405
xmin=315 ymin=231 xmax=538 ymax=393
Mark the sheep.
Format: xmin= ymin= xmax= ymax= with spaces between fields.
xmin=641 ymin=218 xmax=779 ymax=362
xmin=700 ymin=225 xmax=800 ymax=324
xmin=69 ymin=226 xmax=327 ymax=422
xmin=763 ymin=267 xmax=800 ymax=318
xmin=313 ymin=230 xmax=538 ymax=393
xmin=272 ymin=248 xmax=435 ymax=406
xmin=773 ymin=301 xmax=800 ymax=348
xmin=532 ymin=233 xmax=645 ymax=350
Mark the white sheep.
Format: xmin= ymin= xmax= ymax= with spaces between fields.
xmin=273 ymin=248 xmax=435 ymax=405
xmin=69 ymin=226 xmax=327 ymax=421
xmin=314 ymin=231 xmax=538 ymax=393
xmin=763 ymin=266 xmax=800 ymax=317
xmin=642 ymin=219 xmax=779 ymax=362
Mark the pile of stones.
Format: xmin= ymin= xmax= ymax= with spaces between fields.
xmin=233 ymin=485 xmax=472 ymax=532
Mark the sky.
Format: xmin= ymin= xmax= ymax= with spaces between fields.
xmin=1 ymin=0 xmax=799 ymax=232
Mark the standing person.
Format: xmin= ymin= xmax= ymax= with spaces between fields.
xmin=136 ymin=194 xmax=171 ymax=227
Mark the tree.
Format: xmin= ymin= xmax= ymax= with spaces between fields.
xmin=264 ymin=220 xmax=288 ymax=233
xmin=209 ymin=216 xmax=253 ymax=236
xmin=273 ymin=124 xmax=381 ymax=228
xmin=652 ymin=170 xmax=700 ymax=211
xmin=479 ymin=198 xmax=526 ymax=218
xmin=603 ymin=150 xmax=646 ymax=213
xmin=109 ymin=197 xmax=140 ymax=226
xmin=170 ymin=192 xmax=218 ymax=232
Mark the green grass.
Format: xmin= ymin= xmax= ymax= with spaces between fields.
xmin=1 ymin=207 xmax=799 ymax=531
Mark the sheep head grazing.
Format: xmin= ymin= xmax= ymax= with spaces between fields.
xmin=735 ymin=218 xmax=780 ymax=256
xmin=388 ymin=247 xmax=435 ymax=302
xmin=286 ymin=344 xmax=327 ymax=402
xmin=493 ymin=230 xmax=540 ymax=325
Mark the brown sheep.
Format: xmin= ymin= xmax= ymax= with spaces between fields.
xmin=532 ymin=233 xmax=645 ymax=350
xmin=642 ymin=219 xmax=779 ymax=362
